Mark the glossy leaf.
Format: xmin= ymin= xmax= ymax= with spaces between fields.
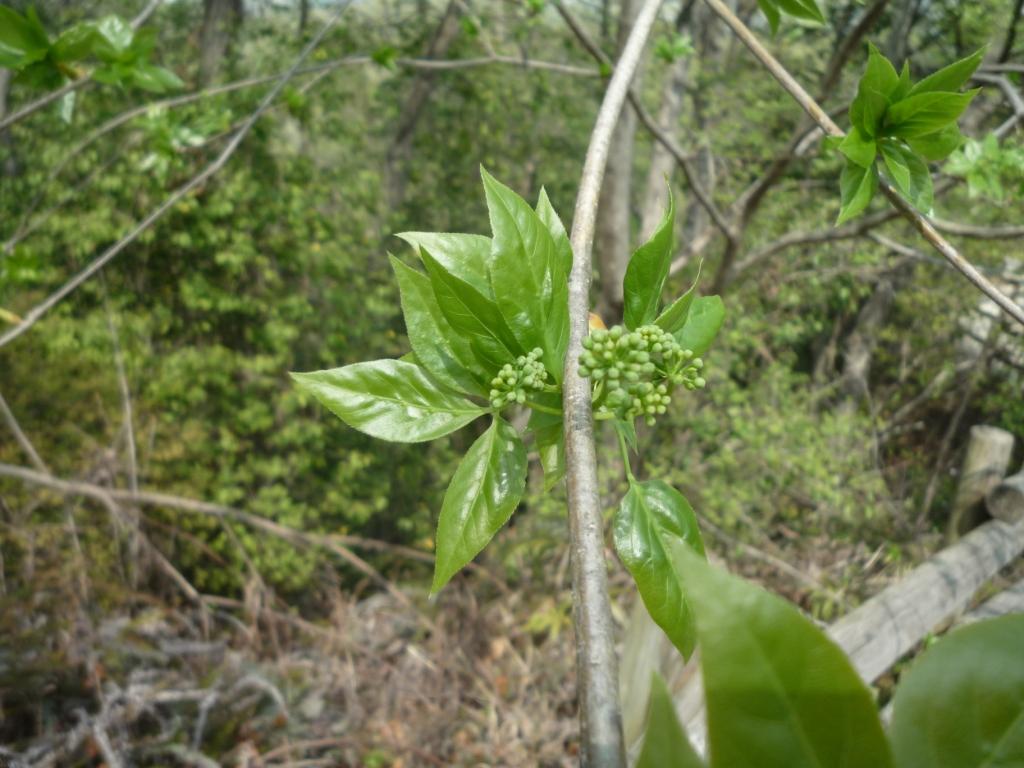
xmin=390 ymin=255 xmax=485 ymax=396
xmin=418 ymin=245 xmax=521 ymax=372
xmin=672 ymin=544 xmax=894 ymax=768
xmin=674 ymin=295 xmax=724 ymax=357
xmin=613 ymin=479 xmax=705 ymax=660
xmin=637 ymin=673 xmax=706 ymax=768
xmin=907 ymin=124 xmax=964 ymax=161
xmin=885 ymin=90 xmax=980 ymax=139
xmin=839 ymin=127 xmax=877 ymax=168
xmin=623 ymin=188 xmax=675 ymax=330
xmin=528 ymin=393 xmax=565 ymax=491
xmin=536 ymin=187 xmax=573 ymax=276
xmin=482 ymin=168 xmax=569 ymax=381
xmin=94 ymin=15 xmax=134 ymax=59
xmin=861 ymin=43 xmax=901 ymax=98
xmin=756 ymin=0 xmax=781 ymax=34
xmin=775 ymin=0 xmax=825 ymax=25
xmin=908 ymin=48 xmax=985 ymax=97
xmin=52 ymin=23 xmax=99 ymax=62
xmin=290 ymin=359 xmax=486 ymax=443
xmin=432 ymin=416 xmax=527 ymax=593
xmin=892 ymin=60 xmax=913 ymax=102
xmin=655 ymin=261 xmax=702 ymax=335
xmin=0 ymin=6 xmax=49 ymax=68
xmin=889 ymin=614 xmax=1024 ymax=768
xmin=880 ymin=141 xmax=912 ymax=196
xmin=901 ymin=145 xmax=934 ymax=213
xmin=850 ymin=87 xmax=889 ymax=138
xmin=837 ymin=159 xmax=879 ymax=224
xmin=397 ymin=231 xmax=494 ymax=297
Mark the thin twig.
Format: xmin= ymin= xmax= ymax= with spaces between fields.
xmin=699 ymin=0 xmax=1024 ymax=327
xmin=0 ymin=390 xmax=49 ymax=473
xmin=562 ymin=1 xmax=663 ymax=765
xmin=0 ymin=1 xmax=355 ymax=349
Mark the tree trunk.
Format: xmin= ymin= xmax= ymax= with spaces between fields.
xmin=298 ymin=0 xmax=310 ymax=37
xmin=947 ymin=425 xmax=1015 ymax=539
xmin=199 ymin=0 xmax=243 ymax=86
xmin=385 ymin=1 xmax=461 ymax=207
xmin=839 ymin=279 xmax=894 ymax=403
xmin=594 ymin=0 xmax=642 ymax=323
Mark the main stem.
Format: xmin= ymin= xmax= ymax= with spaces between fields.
xmin=562 ymin=1 xmax=663 ymax=765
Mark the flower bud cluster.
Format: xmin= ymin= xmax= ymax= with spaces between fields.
xmin=578 ymin=324 xmax=705 ymax=425
xmin=489 ymin=348 xmax=548 ymax=409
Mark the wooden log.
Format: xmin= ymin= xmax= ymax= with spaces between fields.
xmin=947 ymin=425 xmax=1014 ymax=539
xmin=987 ymin=471 xmax=1024 ymax=524
xmin=621 ymin=519 xmax=1024 ymax=762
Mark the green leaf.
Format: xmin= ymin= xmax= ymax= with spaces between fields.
xmin=906 ymin=124 xmax=964 ymax=161
xmin=885 ymin=90 xmax=980 ymax=139
xmin=615 ymin=418 xmax=638 ymax=453
xmin=674 ymin=295 xmax=724 ymax=357
xmin=0 ymin=6 xmax=49 ymax=69
xmin=371 ymin=45 xmax=398 ymax=70
xmin=889 ymin=615 xmax=1024 ymax=768
xmin=58 ymin=90 xmax=75 ymax=124
xmin=637 ymin=673 xmax=706 ymax=768
xmin=432 ymin=416 xmax=527 ymax=593
xmin=775 ymin=0 xmax=825 ymax=25
xmin=613 ymin=479 xmax=705 ymax=660
xmin=654 ymin=261 xmax=702 ymax=335
xmin=836 ymin=159 xmax=879 ymax=224
xmin=850 ymin=87 xmax=890 ymax=138
xmin=623 ymin=187 xmax=675 ymax=330
xmin=909 ymin=48 xmax=985 ymax=97
xmin=418 ymin=245 xmax=521 ymax=372
xmin=397 ymin=232 xmax=494 ymax=298
xmin=390 ymin=255 xmax=485 ymax=396
xmin=862 ymin=43 xmax=901 ymax=98
xmin=838 ymin=127 xmax=877 ymax=168
xmin=672 ymin=545 xmax=894 ymax=768
xmin=52 ymin=23 xmax=99 ymax=62
xmin=900 ymin=145 xmax=934 ymax=213
xmin=130 ymin=63 xmax=184 ymax=93
xmin=290 ymin=360 xmax=486 ymax=443
xmin=527 ymin=393 xmax=565 ymax=491
xmin=535 ymin=187 xmax=573 ymax=276
xmin=482 ymin=168 xmax=569 ymax=381
xmin=756 ymin=0 xmax=781 ymax=34
xmin=93 ymin=15 xmax=134 ymax=60
xmin=880 ymin=141 xmax=912 ymax=196
xmin=891 ymin=59 xmax=912 ymax=102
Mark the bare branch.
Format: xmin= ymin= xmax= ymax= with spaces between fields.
xmin=0 ymin=1 xmax=355 ymax=350
xmin=0 ymin=391 xmax=49 ymax=474
xmin=562 ymin=1 xmax=663 ymax=765
xmin=700 ymin=0 xmax=1024 ymax=327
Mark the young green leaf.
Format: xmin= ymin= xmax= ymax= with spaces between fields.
xmin=775 ymin=0 xmax=825 ymax=26
xmin=900 ymin=145 xmax=934 ymax=213
xmin=52 ymin=23 xmax=99 ymax=62
xmin=836 ymin=159 xmax=879 ymax=224
xmin=674 ymin=295 xmax=724 ymax=357
xmin=613 ymin=479 xmax=706 ymax=660
xmin=390 ymin=255 xmax=486 ymax=396
xmin=850 ymin=87 xmax=889 ymax=138
xmin=418 ymin=245 xmax=522 ymax=372
xmin=906 ymin=124 xmax=964 ymax=161
xmin=880 ymin=141 xmax=912 ymax=196
xmin=397 ymin=231 xmax=494 ymax=298
xmin=908 ymin=48 xmax=985 ymax=97
xmin=536 ymin=187 xmax=573 ymax=276
xmin=637 ymin=673 xmax=706 ymax=768
xmin=756 ymin=0 xmax=781 ymax=34
xmin=861 ymin=43 xmax=901 ymax=99
xmin=891 ymin=59 xmax=912 ymax=102
xmin=0 ymin=6 xmax=50 ymax=69
xmin=623 ymin=188 xmax=675 ymax=330
xmin=432 ymin=416 xmax=527 ymax=593
xmin=527 ymin=393 xmax=565 ymax=491
xmin=671 ymin=544 xmax=894 ymax=768
xmin=838 ymin=127 xmax=877 ymax=168
xmin=482 ymin=168 xmax=569 ymax=381
xmin=93 ymin=15 xmax=134 ymax=60
xmin=290 ymin=360 xmax=486 ymax=443
xmin=654 ymin=261 xmax=701 ymax=335
xmin=884 ymin=90 xmax=980 ymax=139
xmin=889 ymin=615 xmax=1024 ymax=768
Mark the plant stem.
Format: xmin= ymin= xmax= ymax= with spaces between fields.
xmin=561 ymin=1 xmax=664 ymax=765
xmin=699 ymin=0 xmax=1024 ymax=329
xmin=616 ymin=426 xmax=636 ymax=484
xmin=525 ymin=401 xmax=562 ymax=415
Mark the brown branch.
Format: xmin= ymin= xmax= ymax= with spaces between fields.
xmin=0 ymin=391 xmax=49 ymax=474
xmin=562 ymin=1 xmax=664 ymax=764
xmin=0 ymin=2 xmax=354 ymax=350
xmin=700 ymin=0 xmax=1024 ymax=327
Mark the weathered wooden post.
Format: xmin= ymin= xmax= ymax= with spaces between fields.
xmin=947 ymin=425 xmax=1015 ymax=539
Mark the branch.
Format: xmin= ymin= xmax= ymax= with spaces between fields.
xmin=0 ymin=1 xmax=354 ymax=350
xmin=561 ymin=1 xmax=663 ymax=765
xmin=0 ymin=391 xmax=49 ymax=474
xmin=0 ymin=0 xmax=164 ymax=132
xmin=553 ymin=0 xmax=737 ymax=247
xmin=700 ymin=0 xmax=1024 ymax=328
